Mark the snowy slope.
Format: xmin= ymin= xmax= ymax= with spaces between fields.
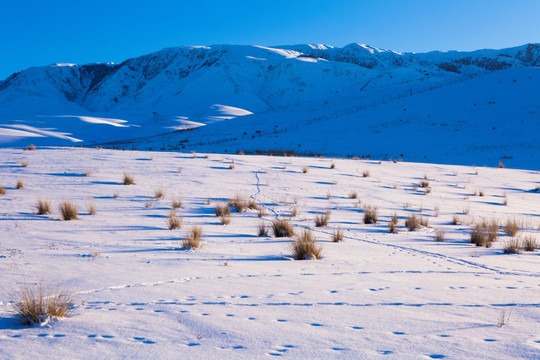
xmin=0 ymin=147 xmax=539 ymax=359
xmin=0 ymin=43 xmax=539 ymax=168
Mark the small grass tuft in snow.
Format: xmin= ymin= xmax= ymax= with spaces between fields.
xmin=522 ymin=234 xmax=538 ymax=251
xmin=405 ymin=214 xmax=427 ymax=231
xmin=0 ymin=185 xmax=5 ymax=195
xmin=420 ymin=180 xmax=430 ymax=188
xmin=215 ymin=203 xmax=231 ymax=217
xmin=290 ymin=229 xmax=323 ymax=260
xmin=247 ymin=198 xmax=258 ymax=210
xmin=87 ymin=199 xmax=97 ymax=215
xmin=435 ymin=228 xmax=446 ymax=242
xmin=20 ymin=161 xmax=30 ymax=168
xmin=330 ymin=162 xmax=336 ymax=169
xmin=123 ymin=172 xmax=135 ymax=185
xmin=348 ymin=191 xmax=358 ymax=199
xmin=257 ymin=222 xmax=268 ymax=237
xmin=168 ymin=210 xmax=183 ymax=230
xmin=228 ymin=194 xmax=247 ymax=212
xmin=504 ymin=218 xmax=520 ymax=237
xmin=314 ymin=210 xmax=331 ymax=227
xmin=363 ymin=205 xmax=378 ymax=224
xmin=219 ymin=215 xmax=231 ymax=225
xmin=272 ymin=219 xmax=294 ymax=237
xmin=26 ymin=144 xmax=36 ymax=151
xmin=503 ymin=237 xmax=521 ymax=254
xmin=301 ymin=166 xmax=308 ymax=174
xmin=154 ymin=187 xmax=165 ymax=200
xmin=332 ymin=228 xmax=344 ymax=242
xmin=59 ymin=200 xmax=78 ymax=221
xmin=171 ymin=198 xmax=182 ymax=209
xmin=362 ymin=169 xmax=370 ymax=177
xmin=36 ymin=198 xmax=51 ymax=215
xmin=291 ymin=206 xmax=298 ymax=217
xmin=182 ymin=226 xmax=202 ymax=249
xmin=451 ymin=215 xmax=461 ymax=225
xmin=15 ymin=179 xmax=24 ymax=189
xmin=8 ymin=280 xmax=75 ymax=326
xmin=258 ymin=208 xmax=266 ymax=218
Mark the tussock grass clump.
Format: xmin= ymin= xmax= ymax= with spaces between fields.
xmin=59 ymin=200 xmax=78 ymax=221
xmin=332 ymin=228 xmax=344 ymax=242
xmin=168 ymin=210 xmax=183 ymax=230
xmin=290 ymin=229 xmax=323 ymax=260
xmin=228 ymin=194 xmax=247 ymax=212
xmin=8 ymin=281 xmax=75 ymax=326
xmin=420 ymin=180 xmax=430 ymax=188
xmin=123 ymin=172 xmax=134 ymax=185
xmin=154 ymin=187 xmax=165 ymax=200
xmin=470 ymin=224 xmax=486 ymax=246
xmin=348 ymin=191 xmax=358 ymax=199
xmin=215 ymin=203 xmax=231 ymax=217
xmin=247 ymin=198 xmax=258 ymax=210
xmin=504 ymin=218 xmax=520 ymax=237
xmin=503 ymin=237 xmax=521 ymax=254
xmin=291 ymin=206 xmax=298 ymax=217
xmin=219 ymin=215 xmax=231 ymax=225
xmin=405 ymin=214 xmax=422 ymax=231
xmin=113 ymin=192 xmax=119 ymax=199
xmin=0 ymin=186 xmax=6 ymax=195
xmin=16 ymin=179 xmax=24 ymax=189
xmin=257 ymin=222 xmax=268 ymax=237
xmin=522 ymin=234 xmax=538 ymax=251
xmin=36 ymin=198 xmax=51 ymax=215
xmin=452 ymin=215 xmax=461 ymax=225
xmin=144 ymin=201 xmax=153 ymax=208
xmin=363 ymin=205 xmax=378 ymax=224
xmin=182 ymin=226 xmax=202 ymax=249
xmin=301 ymin=166 xmax=308 ymax=174
xmin=388 ymin=213 xmax=400 ymax=233
xmin=258 ymin=208 xmax=266 ymax=218
xmin=435 ymin=228 xmax=446 ymax=242
xmin=229 ymin=160 xmax=235 ymax=170
xmin=314 ymin=210 xmax=331 ymax=227
xmin=87 ymin=199 xmax=97 ymax=215
xmin=171 ymin=198 xmax=182 ymax=209
xmin=330 ymin=162 xmax=336 ymax=169
xmin=272 ymin=219 xmax=294 ymax=237
xmin=362 ymin=169 xmax=370 ymax=177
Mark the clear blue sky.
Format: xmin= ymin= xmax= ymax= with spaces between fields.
xmin=1 ymin=0 xmax=539 ymax=79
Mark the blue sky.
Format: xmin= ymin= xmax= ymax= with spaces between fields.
xmin=1 ymin=0 xmax=539 ymax=79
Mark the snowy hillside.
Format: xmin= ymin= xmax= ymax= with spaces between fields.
xmin=0 ymin=147 xmax=539 ymax=359
xmin=0 ymin=43 xmax=539 ymax=168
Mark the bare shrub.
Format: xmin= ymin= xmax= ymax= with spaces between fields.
xmin=15 ymin=179 xmax=24 ymax=189
xmin=36 ymin=198 xmax=51 ymax=215
xmin=182 ymin=226 xmax=202 ymax=249
xmin=8 ymin=281 xmax=75 ymax=326
xmin=154 ymin=187 xmax=165 ymax=200
xmin=420 ymin=180 xmax=430 ymax=188
xmin=314 ymin=210 xmax=331 ymax=227
xmin=215 ymin=203 xmax=231 ymax=217
xmin=470 ymin=224 xmax=486 ymax=246
xmin=420 ymin=216 xmax=429 ymax=227
xmin=219 ymin=215 xmax=231 ymax=225
xmin=522 ymin=234 xmax=538 ymax=251
xmin=272 ymin=219 xmax=294 ymax=237
xmin=348 ymin=191 xmax=358 ymax=199
xmin=504 ymin=218 xmax=519 ymax=237
xmin=479 ymin=190 xmax=485 ymax=197
xmin=362 ymin=169 xmax=370 ymax=177
xmin=405 ymin=214 xmax=421 ymax=231
xmin=435 ymin=228 xmax=446 ymax=242
xmin=290 ymin=229 xmax=323 ymax=260
xmin=59 ymin=200 xmax=78 ymax=221
xmin=168 ymin=210 xmax=182 ymax=230
xmin=388 ymin=221 xmax=398 ymax=234
xmin=363 ymin=205 xmax=378 ymax=224
xmin=332 ymin=228 xmax=344 ymax=242
xmin=257 ymin=222 xmax=268 ymax=237
xmin=171 ymin=198 xmax=182 ymax=209
xmin=87 ymin=199 xmax=97 ymax=215
xmin=258 ymin=208 xmax=266 ymax=218
xmin=503 ymin=237 xmax=521 ymax=254
xmin=452 ymin=215 xmax=461 ymax=225
xmin=123 ymin=172 xmax=134 ymax=185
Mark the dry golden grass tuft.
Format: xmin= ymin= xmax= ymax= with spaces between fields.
xmin=171 ymin=198 xmax=182 ymax=209
xmin=362 ymin=169 xmax=370 ymax=177
xmin=363 ymin=205 xmax=378 ymax=224
xmin=15 ymin=179 xmax=24 ymax=189
xmin=314 ymin=210 xmax=331 ymax=227
xmin=219 ymin=215 xmax=231 ymax=225
xmin=272 ymin=219 xmax=294 ymax=237
xmin=215 ymin=203 xmax=231 ymax=217
xmin=405 ymin=214 xmax=421 ymax=231
xmin=290 ymin=229 xmax=323 ymax=260
xmin=258 ymin=207 xmax=266 ymax=218
xmin=59 ymin=200 xmax=78 ymax=221
xmin=87 ymin=199 xmax=97 ymax=215
xmin=168 ymin=210 xmax=183 ymax=230
xmin=228 ymin=194 xmax=247 ymax=212
xmin=420 ymin=180 xmax=430 ymax=188
xmin=503 ymin=237 xmax=521 ymax=254
xmin=498 ymin=161 xmax=505 ymax=169
xmin=247 ymin=198 xmax=258 ymax=210
xmin=229 ymin=160 xmax=235 ymax=170
xmin=504 ymin=218 xmax=520 ymax=237
xmin=36 ymin=198 xmax=51 ymax=215
xmin=330 ymin=162 xmax=336 ymax=169
xmin=301 ymin=166 xmax=308 ymax=174
xmin=435 ymin=228 xmax=446 ymax=242
xmin=21 ymin=161 xmax=30 ymax=168
xmin=469 ymin=220 xmax=498 ymax=248
xmin=522 ymin=234 xmax=538 ymax=251
xmin=332 ymin=228 xmax=344 ymax=242
xmin=113 ymin=192 xmax=119 ymax=199
xmin=8 ymin=280 xmax=75 ymax=326
xmin=348 ymin=191 xmax=358 ymax=199
xmin=154 ymin=187 xmax=165 ymax=200
xmin=326 ymin=191 xmax=331 ymax=200
xmin=182 ymin=226 xmax=202 ymax=249
xmin=123 ymin=172 xmax=134 ymax=185
xmin=26 ymin=144 xmax=36 ymax=150
xmin=291 ymin=206 xmax=298 ymax=217
xmin=0 ymin=185 xmax=6 ymax=195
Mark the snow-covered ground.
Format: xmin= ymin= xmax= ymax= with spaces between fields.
xmin=1 ymin=147 xmax=539 ymax=359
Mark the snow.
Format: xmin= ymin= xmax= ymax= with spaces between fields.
xmin=0 ymin=147 xmax=539 ymax=359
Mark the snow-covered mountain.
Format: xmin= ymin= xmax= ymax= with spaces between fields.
xmin=0 ymin=43 xmax=539 ymax=168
